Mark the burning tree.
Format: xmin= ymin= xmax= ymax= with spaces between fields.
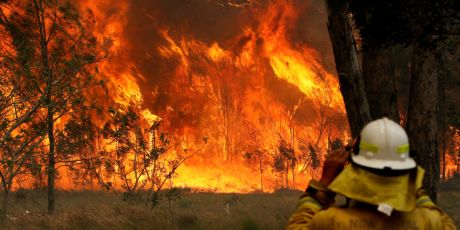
xmin=0 ymin=60 xmax=46 ymax=220
xmin=0 ymin=0 xmax=354 ymax=196
xmin=0 ymin=0 xmax=103 ymax=214
xmin=0 ymin=1 xmax=49 ymax=219
xmin=55 ymin=108 xmax=108 ymax=189
xmin=243 ymin=122 xmax=269 ymax=192
xmin=102 ymin=107 xmax=154 ymax=202
xmin=275 ymin=138 xmax=295 ymax=189
xmin=102 ymin=106 xmax=202 ymax=206
xmin=32 ymin=0 xmax=103 ymax=214
xmin=145 ymin=126 xmax=201 ymax=208
xmin=298 ymin=141 xmax=320 ymax=178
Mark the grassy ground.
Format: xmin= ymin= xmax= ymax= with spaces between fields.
xmin=3 ymin=189 xmax=299 ymax=230
xmin=439 ymin=175 xmax=460 ymax=228
xmin=2 ymin=179 xmax=459 ymax=230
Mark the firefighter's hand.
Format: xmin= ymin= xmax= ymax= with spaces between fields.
xmin=319 ymin=149 xmax=351 ymax=186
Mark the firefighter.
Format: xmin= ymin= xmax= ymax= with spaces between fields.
xmin=286 ymin=117 xmax=456 ymax=229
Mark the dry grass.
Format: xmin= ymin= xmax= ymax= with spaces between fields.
xmin=3 ymin=189 xmax=298 ymax=230
xmin=439 ymin=175 xmax=460 ymax=228
xmin=2 ymin=183 xmax=459 ymax=229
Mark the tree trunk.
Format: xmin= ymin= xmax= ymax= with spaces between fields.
xmin=258 ymin=151 xmax=264 ymax=192
xmin=325 ymin=0 xmax=371 ymax=138
xmin=0 ymin=191 xmax=8 ymax=224
xmin=406 ymin=47 xmax=439 ymax=202
xmin=438 ymin=66 xmax=447 ymax=181
xmin=285 ymin=160 xmax=289 ymax=188
xmin=437 ymin=50 xmax=449 ymax=181
xmin=362 ymin=47 xmax=400 ymax=121
xmin=291 ymin=163 xmax=295 ymax=189
xmin=0 ymin=180 xmax=11 ymax=224
xmin=47 ymin=107 xmax=55 ymax=214
xmin=33 ymin=0 xmax=55 ymax=214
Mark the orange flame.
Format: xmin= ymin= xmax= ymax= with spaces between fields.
xmin=9 ymin=0 xmax=350 ymax=192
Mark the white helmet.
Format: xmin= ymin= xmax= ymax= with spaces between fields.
xmin=351 ymin=117 xmax=416 ymax=170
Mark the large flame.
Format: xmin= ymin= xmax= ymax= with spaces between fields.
xmin=442 ymin=127 xmax=460 ymax=180
xmin=16 ymin=0 xmax=460 ymax=193
xmin=3 ymin=0 xmax=459 ymax=193
xmin=62 ymin=0 xmax=348 ymax=192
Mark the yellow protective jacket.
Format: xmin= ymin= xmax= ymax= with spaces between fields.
xmin=286 ymin=194 xmax=456 ymax=230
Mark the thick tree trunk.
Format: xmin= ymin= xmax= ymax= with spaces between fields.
xmin=325 ymin=0 xmax=371 ymax=138
xmin=362 ymin=47 xmax=400 ymax=121
xmin=406 ymin=47 xmax=439 ymax=202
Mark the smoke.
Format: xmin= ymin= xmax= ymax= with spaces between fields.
xmin=74 ymin=0 xmax=347 ymax=191
xmin=117 ymin=0 xmax=329 ymax=118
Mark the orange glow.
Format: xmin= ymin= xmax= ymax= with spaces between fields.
xmin=2 ymin=0 xmax=459 ymax=194
xmin=442 ymin=127 xmax=460 ymax=180
xmin=65 ymin=0 xmax=347 ymax=192
xmin=5 ymin=0 xmax=351 ymax=193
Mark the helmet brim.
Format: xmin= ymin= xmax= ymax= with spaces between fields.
xmin=351 ymin=153 xmax=417 ymax=170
